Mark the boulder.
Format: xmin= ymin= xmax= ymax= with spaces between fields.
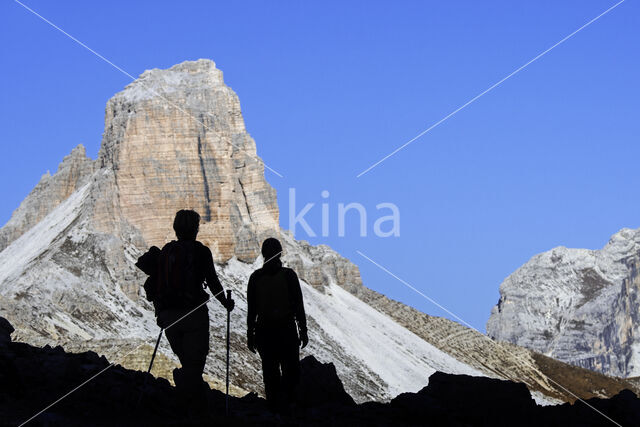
xmin=0 ymin=316 xmax=14 ymax=344
xmin=298 ymin=355 xmax=356 ymax=407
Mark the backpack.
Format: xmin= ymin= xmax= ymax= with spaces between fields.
xmin=155 ymin=240 xmax=200 ymax=310
xmin=135 ymin=246 xmax=161 ymax=302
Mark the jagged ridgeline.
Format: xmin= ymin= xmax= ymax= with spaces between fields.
xmin=0 ymin=59 xmax=636 ymax=404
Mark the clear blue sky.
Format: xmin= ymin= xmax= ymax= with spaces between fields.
xmin=1 ymin=1 xmax=638 ymax=331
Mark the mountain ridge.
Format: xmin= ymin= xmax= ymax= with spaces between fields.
xmin=0 ymin=58 xmax=636 ymax=406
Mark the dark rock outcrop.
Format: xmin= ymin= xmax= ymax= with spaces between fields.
xmin=388 ymin=371 xmax=537 ymax=425
xmin=0 ymin=316 xmax=14 ymax=345
xmin=298 ymin=355 xmax=356 ymax=408
xmin=1 ymin=317 xmax=639 ymax=426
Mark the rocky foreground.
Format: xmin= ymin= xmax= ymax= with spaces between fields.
xmin=1 ymin=318 xmax=638 ymax=427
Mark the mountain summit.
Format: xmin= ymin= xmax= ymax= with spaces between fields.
xmin=0 ymin=59 xmax=635 ymax=405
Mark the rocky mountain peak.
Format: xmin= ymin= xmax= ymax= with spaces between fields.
xmin=115 ymin=59 xmax=225 ymax=104
xmin=96 ymin=59 xmax=278 ymax=262
xmin=0 ymin=143 xmax=95 ymax=253
xmin=605 ymin=227 xmax=640 ymax=255
xmin=2 ymin=59 xmax=278 ymax=263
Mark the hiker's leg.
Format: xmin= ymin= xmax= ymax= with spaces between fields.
xmin=258 ymin=333 xmax=281 ymax=412
xmin=161 ymin=309 xmax=186 ymax=362
xmin=179 ymin=308 xmax=210 ymax=414
xmin=280 ymin=325 xmax=301 ymax=406
xmin=181 ymin=324 xmax=209 ymax=387
xmin=160 ymin=309 xmax=191 ymax=409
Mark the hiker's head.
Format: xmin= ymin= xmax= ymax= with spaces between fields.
xmin=261 ymin=238 xmax=282 ymax=262
xmin=173 ymin=210 xmax=200 ymax=240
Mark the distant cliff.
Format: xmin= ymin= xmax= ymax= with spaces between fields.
xmin=487 ymin=228 xmax=640 ymax=378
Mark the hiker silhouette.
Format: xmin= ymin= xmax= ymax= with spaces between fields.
xmin=247 ymin=237 xmax=308 ymax=414
xmin=135 ymin=209 xmax=234 ymax=419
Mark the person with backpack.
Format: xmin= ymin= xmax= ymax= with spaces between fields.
xmin=246 ymin=237 xmax=308 ymax=414
xmin=136 ymin=209 xmax=234 ymax=418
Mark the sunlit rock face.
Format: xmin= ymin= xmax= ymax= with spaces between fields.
xmin=487 ymin=228 xmax=640 ymax=377
xmin=98 ymin=59 xmax=279 ymax=262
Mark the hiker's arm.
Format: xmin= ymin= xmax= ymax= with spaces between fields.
xmin=288 ymin=270 xmax=307 ymax=333
xmin=202 ymin=247 xmax=227 ymax=305
xmin=247 ymin=273 xmax=257 ymax=334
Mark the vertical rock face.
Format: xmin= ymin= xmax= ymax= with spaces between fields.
xmin=487 ymin=228 xmax=640 ymax=377
xmin=98 ymin=59 xmax=279 ymax=262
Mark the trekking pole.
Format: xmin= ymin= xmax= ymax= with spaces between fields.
xmin=147 ymin=329 xmax=164 ymax=374
xmin=225 ymin=289 xmax=232 ymax=416
xmin=136 ymin=328 xmax=164 ymax=407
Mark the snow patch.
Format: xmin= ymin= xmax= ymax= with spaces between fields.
xmin=0 ymin=183 xmax=89 ymax=290
xmin=530 ymin=390 xmax=563 ymax=406
xmin=303 ymin=281 xmax=485 ymax=397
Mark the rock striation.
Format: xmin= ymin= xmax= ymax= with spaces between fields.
xmin=487 ymin=228 xmax=640 ymax=378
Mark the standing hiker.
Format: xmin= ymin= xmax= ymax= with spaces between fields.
xmin=136 ymin=209 xmax=234 ymax=418
xmin=246 ymin=238 xmax=308 ymax=414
